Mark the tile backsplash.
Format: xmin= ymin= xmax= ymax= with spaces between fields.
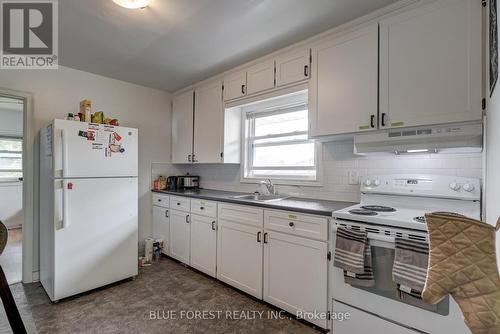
xmin=153 ymin=140 xmax=483 ymax=203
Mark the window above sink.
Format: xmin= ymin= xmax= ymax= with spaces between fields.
xmin=238 ymin=88 xmax=321 ymax=186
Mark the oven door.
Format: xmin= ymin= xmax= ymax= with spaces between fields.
xmin=330 ymin=220 xmax=471 ymax=334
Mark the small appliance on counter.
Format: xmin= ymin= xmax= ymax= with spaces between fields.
xmin=176 ymin=174 xmax=200 ymax=189
xmin=166 ymin=176 xmax=178 ymax=190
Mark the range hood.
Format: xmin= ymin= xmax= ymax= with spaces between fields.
xmin=354 ymin=122 xmax=483 ymax=155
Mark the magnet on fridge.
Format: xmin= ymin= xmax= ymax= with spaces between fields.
xmin=67 ymin=182 xmax=73 ymax=190
xmin=113 ymin=132 xmax=122 ymax=142
xmin=87 ymin=130 xmax=96 ymax=141
xmin=109 ymin=144 xmax=121 ymax=153
xmin=119 ymin=148 xmax=125 ymax=153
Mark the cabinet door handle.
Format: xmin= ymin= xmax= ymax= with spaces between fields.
xmin=185 ymin=215 xmax=190 ymax=223
xmin=263 ymin=232 xmax=269 ymax=244
xmin=381 ymin=113 xmax=387 ymax=127
xmin=192 ymin=154 xmax=198 ymax=163
xmin=241 ymin=84 xmax=246 ymax=94
xmin=188 ymin=154 xmax=192 ymax=162
xmin=211 ymin=221 xmax=216 ymax=231
xmin=165 ymin=210 xmax=169 ymax=218
xmin=370 ymin=115 xmax=375 ymax=128
xmin=304 ymin=65 xmax=309 ymax=77
xmin=257 ymin=231 xmax=262 ymax=243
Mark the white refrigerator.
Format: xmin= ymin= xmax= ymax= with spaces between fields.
xmin=39 ymin=119 xmax=138 ymax=301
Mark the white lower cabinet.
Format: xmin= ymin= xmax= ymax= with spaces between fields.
xmin=190 ymin=214 xmax=217 ymax=277
xmin=217 ymin=219 xmax=263 ymax=299
xmin=152 ymin=206 xmax=170 ymax=255
xmin=263 ymin=230 xmax=328 ymax=328
xmin=169 ymin=209 xmax=191 ymax=265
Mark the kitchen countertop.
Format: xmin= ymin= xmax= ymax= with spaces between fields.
xmin=152 ymin=188 xmax=355 ymax=217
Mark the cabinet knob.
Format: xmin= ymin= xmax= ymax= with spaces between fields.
xmin=289 ymin=222 xmax=294 ymax=227
xmin=200 ymin=206 xmax=204 ymax=210
xmin=177 ymin=202 xmax=181 ymax=206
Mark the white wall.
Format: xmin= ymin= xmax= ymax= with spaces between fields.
xmin=171 ymin=140 xmax=483 ymax=203
xmin=485 ymin=0 xmax=500 ymax=269
xmin=0 ymin=66 xmax=171 ymax=272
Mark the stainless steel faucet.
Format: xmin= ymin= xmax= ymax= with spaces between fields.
xmin=264 ymin=179 xmax=275 ymax=195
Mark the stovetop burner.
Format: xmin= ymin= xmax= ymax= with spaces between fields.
xmin=413 ymin=216 xmax=426 ymax=224
xmin=360 ymin=205 xmax=397 ymax=212
xmin=349 ymin=209 xmax=378 ymax=216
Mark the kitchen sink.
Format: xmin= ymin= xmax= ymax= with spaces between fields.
xmin=230 ymin=194 xmax=289 ymax=202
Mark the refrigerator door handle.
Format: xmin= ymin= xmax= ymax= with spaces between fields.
xmin=62 ymin=180 xmax=69 ymax=228
xmin=61 ymin=129 xmax=68 ymax=178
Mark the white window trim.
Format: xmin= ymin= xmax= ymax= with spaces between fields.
xmin=238 ymin=90 xmax=322 ymax=187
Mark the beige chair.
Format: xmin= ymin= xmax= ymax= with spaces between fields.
xmin=0 ymin=221 xmax=26 ymax=333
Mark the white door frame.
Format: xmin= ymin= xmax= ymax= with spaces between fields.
xmin=0 ymin=87 xmax=35 ymax=283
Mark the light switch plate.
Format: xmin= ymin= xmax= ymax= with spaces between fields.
xmin=348 ymin=171 xmax=359 ymax=185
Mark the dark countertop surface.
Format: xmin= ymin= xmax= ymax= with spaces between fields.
xmin=152 ymin=188 xmax=355 ymax=217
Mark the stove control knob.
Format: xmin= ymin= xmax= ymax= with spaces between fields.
xmin=463 ymin=183 xmax=475 ymax=192
xmin=449 ymin=182 xmax=461 ymax=191
xmin=373 ymin=179 xmax=381 ymax=187
xmin=364 ymin=179 xmax=372 ymax=187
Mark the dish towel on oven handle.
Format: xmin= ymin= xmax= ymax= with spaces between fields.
xmin=392 ymin=237 xmax=430 ymax=303
xmin=334 ymin=227 xmax=375 ymax=287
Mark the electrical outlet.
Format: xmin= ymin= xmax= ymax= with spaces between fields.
xmin=348 ymin=171 xmax=359 ymax=185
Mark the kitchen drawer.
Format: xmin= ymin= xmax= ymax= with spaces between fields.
xmin=191 ymin=199 xmax=217 ymax=218
xmin=170 ymin=196 xmax=191 ymax=212
xmin=152 ymin=193 xmax=169 ymax=208
xmin=218 ymin=203 xmax=263 ymax=228
xmin=264 ymin=210 xmax=328 ymax=241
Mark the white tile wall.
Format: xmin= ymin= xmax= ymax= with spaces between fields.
xmin=156 ymin=140 xmax=483 ymax=203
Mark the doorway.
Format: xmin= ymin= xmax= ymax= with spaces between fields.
xmin=0 ymin=96 xmax=24 ymax=284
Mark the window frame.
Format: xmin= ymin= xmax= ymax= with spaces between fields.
xmin=0 ymin=136 xmax=23 ymax=182
xmin=239 ymin=91 xmax=322 ymax=186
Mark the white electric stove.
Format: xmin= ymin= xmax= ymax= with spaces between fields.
xmin=330 ymin=174 xmax=481 ymax=334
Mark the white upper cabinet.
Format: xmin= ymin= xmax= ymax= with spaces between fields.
xmin=275 ymin=49 xmax=311 ymax=87
xmin=193 ymin=81 xmax=223 ymax=163
xmin=309 ymin=24 xmax=379 ymax=137
xmin=379 ymin=0 xmax=482 ymax=129
xmin=246 ymin=60 xmax=276 ymax=95
xmin=223 ymin=70 xmax=247 ymax=101
xmin=171 ymin=90 xmax=194 ymax=163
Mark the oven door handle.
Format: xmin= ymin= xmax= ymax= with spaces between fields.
xmin=367 ymin=233 xmax=395 ymax=249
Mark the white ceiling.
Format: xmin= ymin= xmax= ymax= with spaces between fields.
xmin=60 ymin=0 xmax=398 ymax=92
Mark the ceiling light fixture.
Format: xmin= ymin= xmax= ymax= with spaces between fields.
xmin=406 ymin=149 xmax=429 ymax=153
xmin=112 ymin=0 xmax=149 ymax=9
